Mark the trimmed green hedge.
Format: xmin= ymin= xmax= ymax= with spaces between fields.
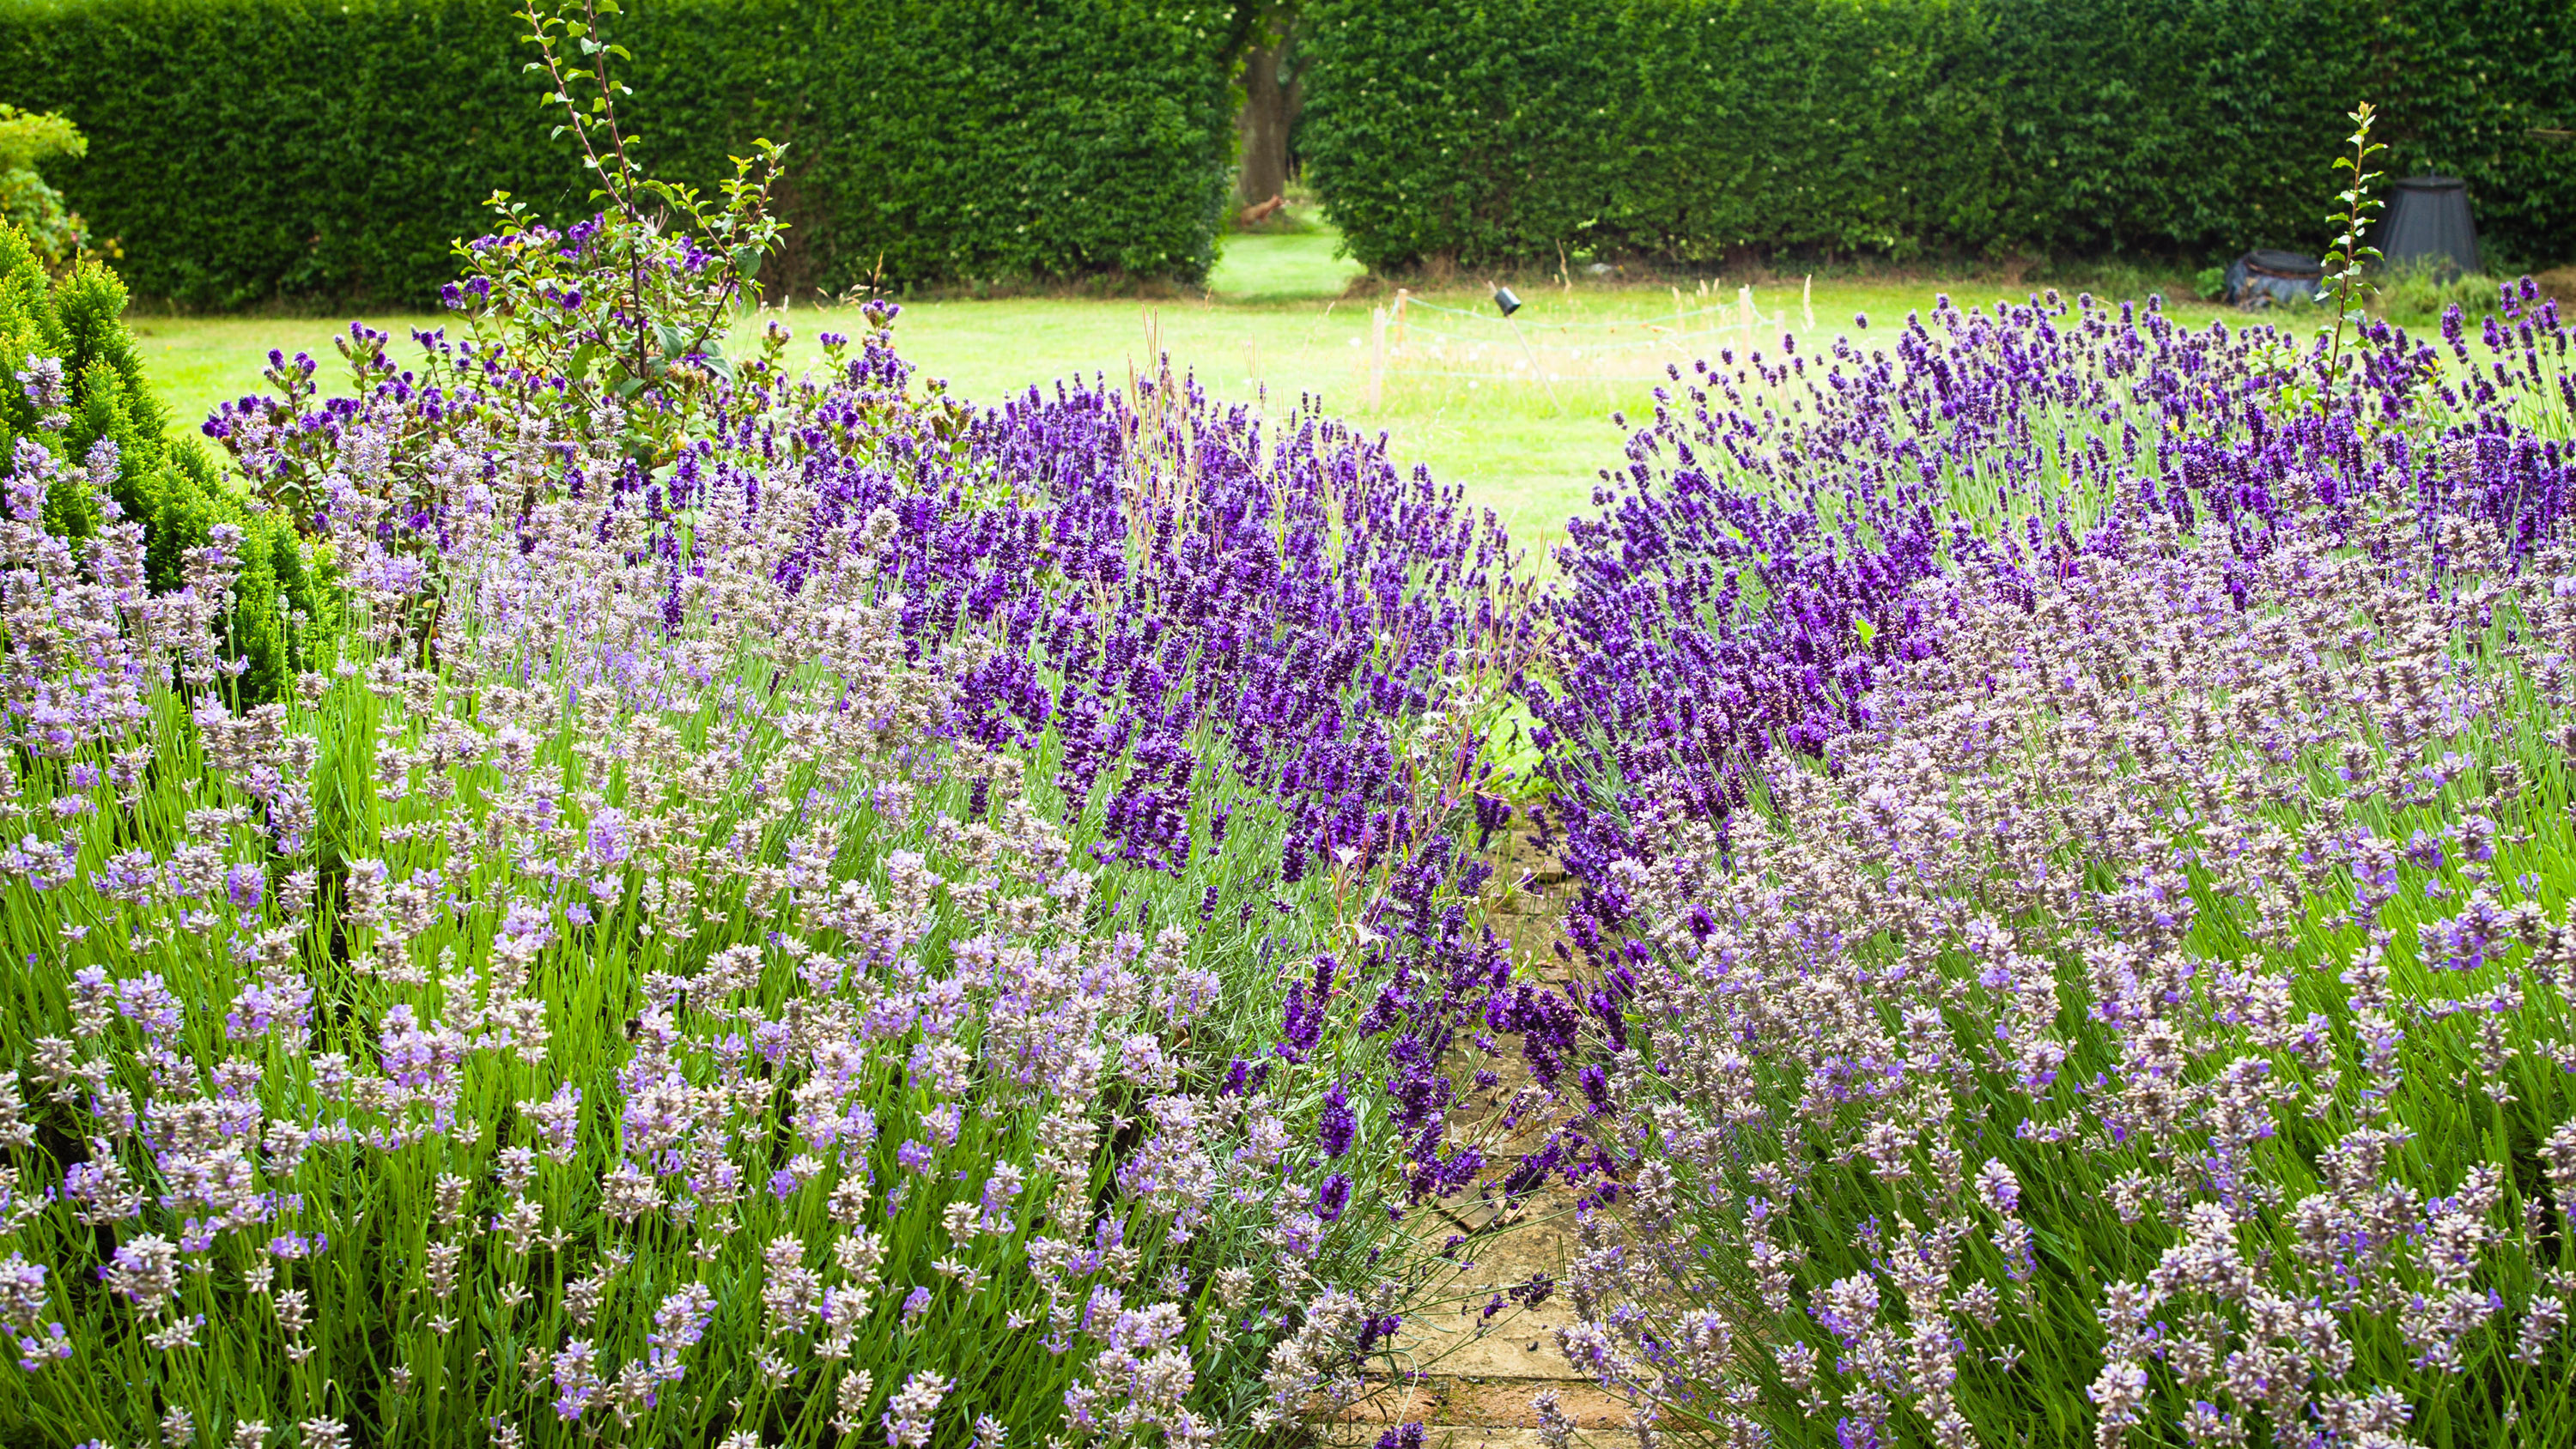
xmin=0 ymin=0 xmax=1245 ymax=307
xmin=1299 ymin=0 xmax=2576 ymax=272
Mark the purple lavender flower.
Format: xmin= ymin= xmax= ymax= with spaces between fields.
xmin=645 ymin=1284 xmax=716 ymax=1382
xmin=550 ymin=1339 xmax=601 ymax=1421
xmin=1317 ymin=1087 xmax=1356 ymax=1158
xmin=1315 ymin=1173 xmax=1352 ymax=1223
xmin=1276 ymin=955 xmax=1338 ymax=1062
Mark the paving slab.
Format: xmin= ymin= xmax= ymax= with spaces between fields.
xmin=1309 ymin=840 xmax=1627 ymax=1444
xmin=1321 ymin=1428 xmax=1638 ymax=1449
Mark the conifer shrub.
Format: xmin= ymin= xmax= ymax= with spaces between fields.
xmin=0 ymin=222 xmax=323 ymax=702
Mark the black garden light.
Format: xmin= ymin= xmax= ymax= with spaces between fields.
xmin=1479 ymin=281 xmax=1556 ymax=412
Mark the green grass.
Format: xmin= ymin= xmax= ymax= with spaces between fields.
xmin=126 ymin=225 xmax=2240 ymax=541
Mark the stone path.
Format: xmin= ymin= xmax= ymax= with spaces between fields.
xmin=1315 ymin=1183 xmax=1631 ymax=1448
xmin=1315 ymin=839 xmax=1632 ymax=1448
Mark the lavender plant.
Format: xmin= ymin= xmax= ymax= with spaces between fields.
xmin=0 ymin=227 xmax=325 ymax=706
xmin=1 ymin=42 xmax=1546 ymax=1434
xmin=0 ymin=298 xmax=1542 ymax=1443
xmin=1527 ymin=283 xmax=2574 ymax=968
xmin=1567 ymin=488 xmax=2576 ymax=1446
xmin=1517 ymin=256 xmax=2576 ymax=1444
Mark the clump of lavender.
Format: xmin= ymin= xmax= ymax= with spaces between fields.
xmin=1534 ymin=291 xmax=2576 ymax=1445
xmin=3 ymin=2 xmax=1534 ymax=1440
xmin=0 ymin=26 xmax=1547 ymax=1431
xmin=1526 ymin=281 xmax=2573 ymax=961
xmin=0 ymin=316 xmax=1548 ymax=1441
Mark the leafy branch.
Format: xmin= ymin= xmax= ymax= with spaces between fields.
xmin=2318 ymin=100 xmax=2385 ymax=411
xmin=464 ymin=0 xmax=793 ymax=462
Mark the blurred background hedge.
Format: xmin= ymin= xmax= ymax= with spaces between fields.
xmin=0 ymin=0 xmax=2566 ymax=306
xmin=0 ymin=0 xmax=1246 ymax=306
xmin=1297 ymin=0 xmax=2576 ymax=273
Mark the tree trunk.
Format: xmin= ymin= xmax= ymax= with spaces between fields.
xmin=1235 ymin=38 xmax=1292 ymax=212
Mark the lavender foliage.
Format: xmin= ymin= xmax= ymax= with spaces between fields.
xmin=0 ymin=276 xmax=1537 ymax=1444
xmin=1532 ymin=283 xmax=2576 ymax=1447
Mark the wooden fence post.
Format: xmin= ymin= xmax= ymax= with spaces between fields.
xmin=1368 ymin=305 xmax=1388 ymax=410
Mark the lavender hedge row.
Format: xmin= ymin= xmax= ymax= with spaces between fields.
xmin=0 ymin=175 xmax=1552 ymax=1444
xmin=1524 ymin=285 xmax=2576 ymax=1446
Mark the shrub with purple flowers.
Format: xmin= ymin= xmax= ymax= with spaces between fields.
xmin=0 ymin=289 xmax=1541 ymax=1440
xmin=1524 ymin=246 xmax=2576 ymax=1440
xmin=0 ymin=23 xmax=1548 ymax=1437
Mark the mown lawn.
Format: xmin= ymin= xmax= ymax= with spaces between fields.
xmin=126 ymin=224 xmax=2235 ymax=540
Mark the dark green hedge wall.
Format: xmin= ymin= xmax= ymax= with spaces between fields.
xmin=0 ymin=0 xmax=1245 ymax=306
xmin=1300 ymin=0 xmax=2576 ymax=272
